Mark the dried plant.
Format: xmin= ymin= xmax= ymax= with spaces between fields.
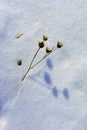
xmin=21 ymin=35 xmax=63 ymax=81
xmin=15 ymin=34 xmax=23 ymax=39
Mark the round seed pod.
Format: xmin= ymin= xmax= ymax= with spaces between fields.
xmin=17 ymin=60 xmax=22 ymax=66
xmin=38 ymin=41 xmax=44 ymax=48
xmin=43 ymin=35 xmax=48 ymax=41
xmin=57 ymin=41 xmax=63 ymax=48
xmin=46 ymin=47 xmax=52 ymax=53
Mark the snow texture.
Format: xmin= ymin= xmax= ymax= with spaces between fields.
xmin=0 ymin=0 xmax=87 ymax=130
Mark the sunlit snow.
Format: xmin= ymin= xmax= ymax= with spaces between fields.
xmin=0 ymin=0 xmax=87 ymax=130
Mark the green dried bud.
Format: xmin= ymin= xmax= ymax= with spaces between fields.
xmin=57 ymin=41 xmax=63 ymax=48
xmin=38 ymin=41 xmax=44 ymax=48
xmin=43 ymin=35 xmax=48 ymax=41
xmin=46 ymin=47 xmax=52 ymax=53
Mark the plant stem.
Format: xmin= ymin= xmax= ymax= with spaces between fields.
xmin=30 ymin=53 xmax=48 ymax=69
xmin=21 ymin=47 xmax=57 ymax=81
xmin=22 ymin=47 xmax=40 ymax=81
xmin=31 ymin=47 xmax=57 ymax=69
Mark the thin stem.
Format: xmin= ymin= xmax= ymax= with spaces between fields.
xmin=31 ymin=47 xmax=57 ymax=69
xmin=22 ymin=47 xmax=40 ymax=81
xmin=30 ymin=53 xmax=48 ymax=69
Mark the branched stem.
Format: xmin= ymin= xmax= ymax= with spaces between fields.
xmin=22 ymin=47 xmax=40 ymax=81
xmin=20 ymin=35 xmax=63 ymax=82
xmin=30 ymin=47 xmax=57 ymax=69
xmin=30 ymin=53 xmax=48 ymax=69
xmin=22 ymin=46 xmax=58 ymax=81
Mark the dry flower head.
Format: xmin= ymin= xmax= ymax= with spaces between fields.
xmin=21 ymin=35 xmax=63 ymax=81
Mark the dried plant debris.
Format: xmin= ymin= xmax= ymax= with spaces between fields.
xmin=17 ymin=60 xmax=22 ymax=66
xmin=15 ymin=34 xmax=23 ymax=39
xmin=21 ymin=35 xmax=63 ymax=81
xmin=43 ymin=35 xmax=48 ymax=41
xmin=46 ymin=47 xmax=52 ymax=53
xmin=57 ymin=41 xmax=63 ymax=48
xmin=38 ymin=41 xmax=45 ymax=48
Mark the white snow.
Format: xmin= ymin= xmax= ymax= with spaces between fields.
xmin=0 ymin=0 xmax=87 ymax=130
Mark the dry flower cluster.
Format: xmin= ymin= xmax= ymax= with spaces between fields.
xmin=20 ymin=35 xmax=63 ymax=81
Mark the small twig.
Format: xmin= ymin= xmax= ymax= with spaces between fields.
xmin=22 ymin=47 xmax=40 ymax=81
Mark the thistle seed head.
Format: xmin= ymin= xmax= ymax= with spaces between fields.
xmin=46 ymin=47 xmax=52 ymax=53
xmin=38 ymin=41 xmax=44 ymax=48
xmin=43 ymin=35 xmax=48 ymax=41
xmin=57 ymin=41 xmax=63 ymax=48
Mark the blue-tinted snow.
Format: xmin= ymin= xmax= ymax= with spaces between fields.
xmin=0 ymin=0 xmax=87 ymax=130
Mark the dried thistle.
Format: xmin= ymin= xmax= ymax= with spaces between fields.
xmin=46 ymin=47 xmax=52 ymax=53
xmin=38 ymin=41 xmax=45 ymax=48
xmin=57 ymin=41 xmax=63 ymax=48
xmin=21 ymin=35 xmax=63 ymax=81
xmin=43 ymin=35 xmax=48 ymax=41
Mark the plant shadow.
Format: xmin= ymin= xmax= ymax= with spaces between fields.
xmin=44 ymin=71 xmax=52 ymax=85
xmin=28 ymin=58 xmax=70 ymax=99
xmin=63 ymin=88 xmax=69 ymax=99
xmin=46 ymin=58 xmax=53 ymax=70
xmin=52 ymin=87 xmax=59 ymax=98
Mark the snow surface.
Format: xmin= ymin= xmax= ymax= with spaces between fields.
xmin=0 ymin=0 xmax=87 ymax=130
